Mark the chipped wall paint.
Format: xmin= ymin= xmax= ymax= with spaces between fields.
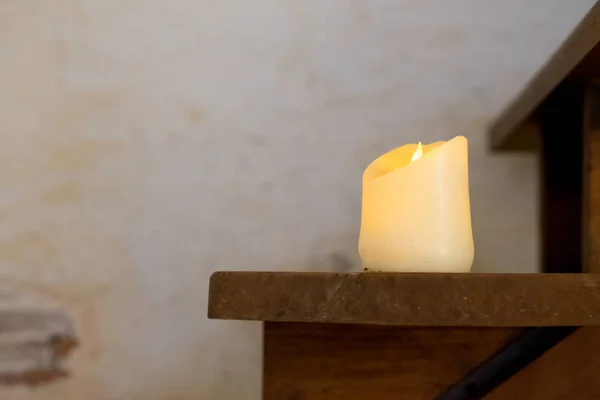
xmin=0 ymin=0 xmax=595 ymax=398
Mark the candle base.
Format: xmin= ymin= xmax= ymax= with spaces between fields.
xmin=362 ymin=259 xmax=473 ymax=273
xmin=363 ymin=267 xmax=472 ymax=273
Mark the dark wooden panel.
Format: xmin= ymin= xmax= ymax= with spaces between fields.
xmin=489 ymin=2 xmax=600 ymax=151
xmin=584 ymin=83 xmax=600 ymax=272
xmin=208 ymin=272 xmax=600 ymax=327
xmin=485 ymin=328 xmax=600 ymax=400
xmin=264 ymin=322 xmax=519 ymax=400
xmin=540 ymin=81 xmax=584 ymax=273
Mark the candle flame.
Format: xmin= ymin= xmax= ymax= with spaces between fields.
xmin=411 ymin=142 xmax=423 ymax=162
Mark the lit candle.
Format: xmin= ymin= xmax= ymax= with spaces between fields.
xmin=358 ymin=136 xmax=474 ymax=273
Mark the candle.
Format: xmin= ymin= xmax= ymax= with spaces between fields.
xmin=358 ymin=136 xmax=474 ymax=273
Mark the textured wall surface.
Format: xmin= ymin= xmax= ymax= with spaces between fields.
xmin=0 ymin=0 xmax=595 ymax=398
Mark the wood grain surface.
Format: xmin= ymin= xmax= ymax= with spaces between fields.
xmin=208 ymin=272 xmax=600 ymax=327
xmin=264 ymin=322 xmax=519 ymax=400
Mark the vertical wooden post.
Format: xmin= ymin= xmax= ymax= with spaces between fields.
xmin=540 ymin=81 xmax=585 ymax=273
xmin=584 ymin=82 xmax=600 ymax=272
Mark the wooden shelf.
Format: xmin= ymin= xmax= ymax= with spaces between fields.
xmin=489 ymin=1 xmax=600 ymax=151
xmin=208 ymin=272 xmax=600 ymax=327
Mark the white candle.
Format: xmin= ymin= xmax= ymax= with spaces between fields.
xmin=358 ymin=136 xmax=474 ymax=273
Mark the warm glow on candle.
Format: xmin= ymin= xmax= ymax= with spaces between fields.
xmin=411 ymin=142 xmax=423 ymax=162
xmin=358 ymin=136 xmax=474 ymax=273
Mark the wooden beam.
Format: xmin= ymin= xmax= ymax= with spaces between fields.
xmin=208 ymin=272 xmax=600 ymax=327
xmin=572 ymin=41 xmax=600 ymax=79
xmin=489 ymin=1 xmax=600 ymax=150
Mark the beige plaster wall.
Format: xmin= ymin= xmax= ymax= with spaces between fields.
xmin=0 ymin=0 xmax=594 ymax=398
